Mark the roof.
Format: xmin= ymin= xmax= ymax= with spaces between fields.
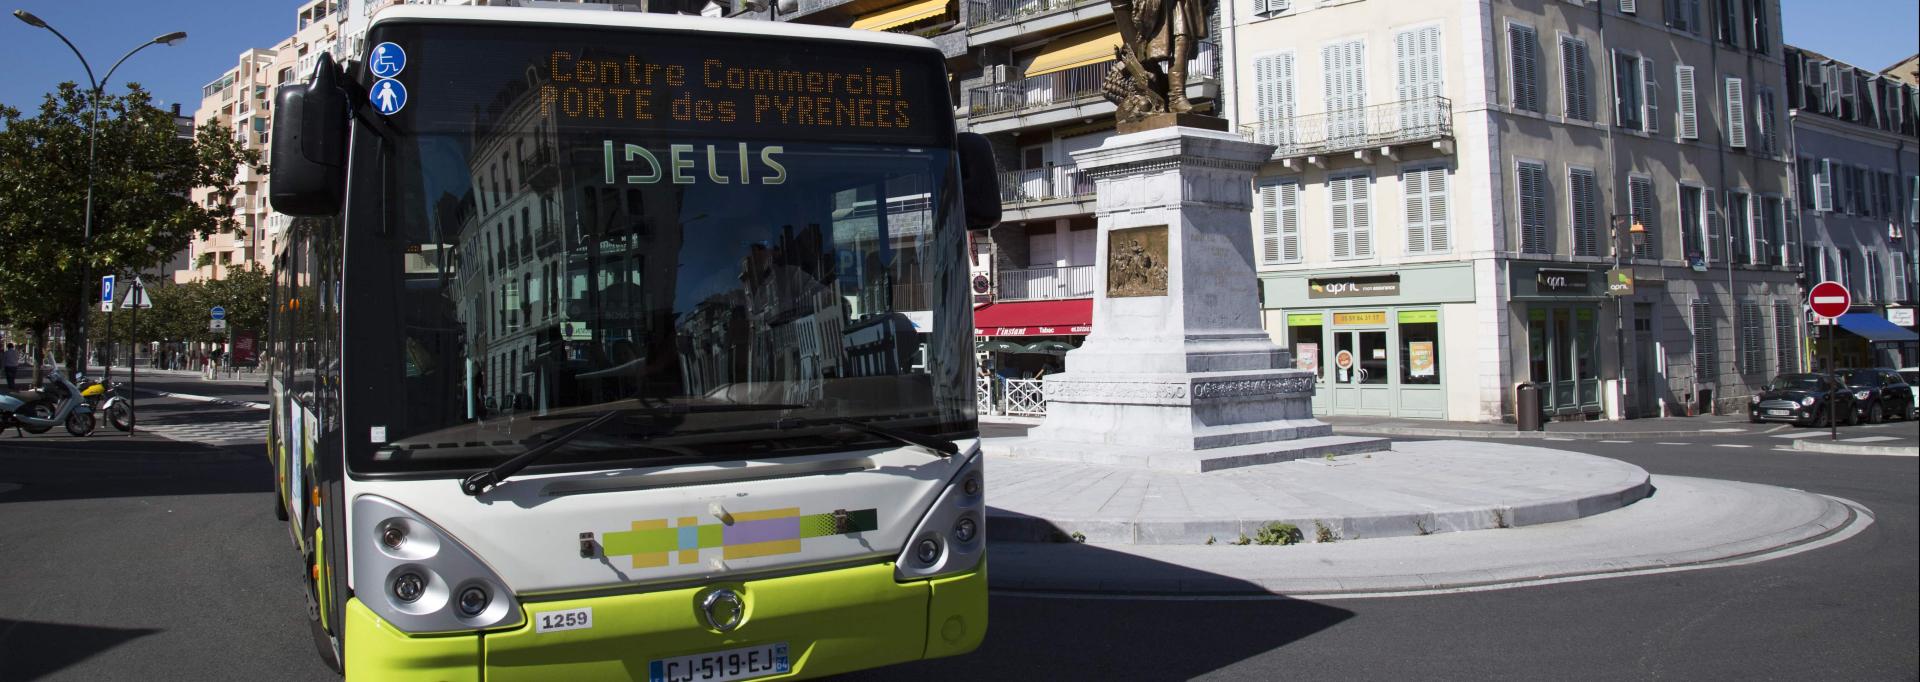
xmin=368 ymin=4 xmax=938 ymax=51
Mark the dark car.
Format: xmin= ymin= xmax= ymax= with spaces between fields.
xmin=1834 ymin=368 xmax=1914 ymax=424
xmin=1749 ymin=373 xmax=1858 ymax=427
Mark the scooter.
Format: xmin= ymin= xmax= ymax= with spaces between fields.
xmin=9 ymin=369 xmax=95 ymax=437
xmin=78 ymin=376 xmax=134 ymax=432
xmin=0 ymin=383 xmax=56 ymax=436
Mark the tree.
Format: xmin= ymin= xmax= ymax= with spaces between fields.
xmin=0 ymin=83 xmax=257 ymax=379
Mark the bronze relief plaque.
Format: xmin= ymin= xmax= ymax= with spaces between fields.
xmin=1106 ymin=225 xmax=1170 ymax=298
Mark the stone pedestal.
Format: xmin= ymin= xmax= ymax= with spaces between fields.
xmin=1009 ymin=126 xmax=1387 ymax=472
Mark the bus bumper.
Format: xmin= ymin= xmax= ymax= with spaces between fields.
xmin=344 ymin=559 xmax=985 ymax=681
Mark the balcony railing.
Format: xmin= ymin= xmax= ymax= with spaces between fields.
xmin=966 ymin=0 xmax=1099 ymax=29
xmin=792 ymin=0 xmax=852 ymax=16
xmin=1237 ymin=96 xmax=1452 ymax=159
xmin=1000 ymin=165 xmax=1095 ymax=205
xmin=997 ymin=264 xmax=1095 ymax=300
xmin=969 ymin=42 xmax=1213 ymax=119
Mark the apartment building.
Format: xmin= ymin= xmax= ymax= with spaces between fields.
xmin=1232 ymin=0 xmax=1798 ymax=421
xmin=1784 ymin=46 xmax=1919 ymax=368
xmin=180 ymin=47 xmax=278 ymax=283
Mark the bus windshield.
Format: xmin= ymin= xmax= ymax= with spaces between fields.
xmin=342 ymin=23 xmax=974 ymax=474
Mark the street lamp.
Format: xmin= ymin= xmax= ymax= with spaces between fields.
xmin=1610 ymin=214 xmax=1644 ymax=419
xmin=13 ymin=9 xmax=185 ymax=375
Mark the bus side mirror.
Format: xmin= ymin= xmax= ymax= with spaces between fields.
xmin=956 ymin=132 xmax=1001 ymax=230
xmin=270 ymin=53 xmax=350 ymax=217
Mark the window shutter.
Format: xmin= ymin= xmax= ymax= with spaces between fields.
xmin=1425 ymin=166 xmax=1450 ymax=253
xmin=1630 ymin=176 xmax=1657 ymax=258
xmin=1571 ymin=168 xmax=1599 ymax=256
xmin=1518 ymin=161 xmax=1548 ymax=254
xmin=1279 ymin=181 xmax=1300 ymax=262
xmin=1692 ymin=301 xmax=1716 ymax=382
xmin=1816 ymin=159 xmax=1833 ymax=211
xmin=1908 ymin=175 xmax=1918 ymax=224
xmin=1258 ymin=180 xmax=1300 ymax=264
xmin=1352 ymin=174 xmax=1373 ymax=257
xmin=1254 ymin=53 xmax=1296 ymax=148
xmin=1773 ymin=301 xmax=1797 ymax=374
xmin=1619 ymin=0 xmax=1636 ymax=14
xmin=1509 ymin=25 xmax=1539 ymax=113
xmin=1704 ymin=187 xmax=1719 ymax=263
xmin=1404 ymin=167 xmax=1428 ymax=254
xmin=1397 ymin=27 xmax=1442 ymax=132
xmin=1253 ymin=0 xmax=1268 ymax=16
xmin=1738 ymin=303 xmax=1764 ymax=376
xmin=1676 ymin=64 xmax=1698 ymax=139
xmin=1258 ymin=182 xmax=1281 ymax=264
xmin=1757 ymin=89 xmax=1776 ymax=154
xmin=1725 ymin=77 xmax=1747 ymax=148
xmin=1330 ymin=175 xmax=1353 ymax=260
xmin=1892 ymin=253 xmax=1909 ymax=302
xmin=1562 ymin=37 xmax=1592 ymax=121
xmin=1642 ymin=57 xmax=1659 ymax=133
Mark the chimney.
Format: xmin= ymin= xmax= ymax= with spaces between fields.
xmin=171 ymin=103 xmax=182 ymax=115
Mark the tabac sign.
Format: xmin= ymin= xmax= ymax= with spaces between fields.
xmin=1308 ymin=275 xmax=1400 ymax=299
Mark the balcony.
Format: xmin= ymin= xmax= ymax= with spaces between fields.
xmin=996 ymin=264 xmax=1095 ymax=301
xmin=519 ymin=146 xmax=559 ymax=189
xmin=966 ymin=0 xmax=1109 ymax=45
xmin=999 ymin=165 xmax=1096 ymax=220
xmin=966 ymin=42 xmax=1214 ymax=135
xmin=1237 ymin=96 xmax=1453 ymax=166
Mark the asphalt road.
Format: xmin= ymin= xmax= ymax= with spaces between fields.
xmin=1 ymin=382 xmax=1912 ymax=680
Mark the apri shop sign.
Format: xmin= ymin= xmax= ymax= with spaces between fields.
xmin=1308 ymin=275 xmax=1400 ymax=299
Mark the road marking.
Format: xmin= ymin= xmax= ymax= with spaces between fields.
xmin=1772 ymin=432 xmax=1828 ymax=439
xmin=1702 ymin=428 xmax=1745 ymax=433
xmin=1841 ymin=436 xmax=1901 ymax=443
xmin=1598 ymin=440 xmax=1633 ymax=443
xmin=1544 ymin=437 xmax=1575 ymax=441
xmin=138 ymin=389 xmax=269 ymax=411
xmin=1712 ymin=444 xmax=1752 ymax=448
xmin=1655 ymin=442 xmax=1690 ymax=445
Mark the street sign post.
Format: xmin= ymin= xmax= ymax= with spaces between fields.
xmin=1808 ymin=281 xmax=1850 ymax=441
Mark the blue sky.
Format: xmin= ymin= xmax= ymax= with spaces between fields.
xmin=1 ymin=0 xmax=1916 ymax=117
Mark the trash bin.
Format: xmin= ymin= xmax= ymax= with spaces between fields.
xmin=1515 ymin=383 xmax=1544 ymax=431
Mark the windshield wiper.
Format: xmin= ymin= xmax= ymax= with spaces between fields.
xmin=825 ymin=418 xmax=957 ymax=458
xmin=460 ymin=411 xmax=620 ymax=496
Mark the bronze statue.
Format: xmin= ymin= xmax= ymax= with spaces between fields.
xmin=1102 ymin=0 xmax=1209 ymax=128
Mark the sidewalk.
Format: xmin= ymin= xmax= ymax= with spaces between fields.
xmin=1319 ymin=413 xmax=1760 ymax=440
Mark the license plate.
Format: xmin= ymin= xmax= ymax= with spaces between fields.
xmin=649 ymin=642 xmax=790 ymax=682
xmin=1767 ymin=409 xmax=1791 ymax=416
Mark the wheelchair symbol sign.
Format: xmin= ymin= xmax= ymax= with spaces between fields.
xmin=371 ymin=79 xmax=408 ymax=115
xmin=370 ymin=42 xmax=405 ymax=78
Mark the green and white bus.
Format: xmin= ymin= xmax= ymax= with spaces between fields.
xmin=266 ymin=5 xmax=1001 ymax=679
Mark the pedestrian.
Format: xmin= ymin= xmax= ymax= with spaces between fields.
xmin=2 ymin=342 xmax=19 ymax=390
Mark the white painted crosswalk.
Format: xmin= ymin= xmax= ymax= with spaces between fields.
xmin=1771 ymin=432 xmax=1829 ymax=440
xmin=1841 ymin=436 xmax=1901 ymax=443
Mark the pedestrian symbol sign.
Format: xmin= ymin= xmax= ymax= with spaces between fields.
xmin=369 ymin=42 xmax=406 ymax=79
xmin=372 ymin=79 xmax=408 ymax=115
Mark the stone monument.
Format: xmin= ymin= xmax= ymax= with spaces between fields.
xmin=1003 ymin=125 xmax=1389 ymax=472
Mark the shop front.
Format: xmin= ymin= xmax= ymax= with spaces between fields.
xmin=1261 ymin=264 xmax=1475 ymax=420
xmin=971 ymin=298 xmax=1093 ymax=415
xmin=1508 ymin=263 xmax=1606 ymax=417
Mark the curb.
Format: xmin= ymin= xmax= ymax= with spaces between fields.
xmin=1792 ymin=439 xmax=1919 ymax=457
xmin=984 ymin=478 xmax=1870 ymax=598
xmin=1331 ymin=425 xmax=1750 ymax=440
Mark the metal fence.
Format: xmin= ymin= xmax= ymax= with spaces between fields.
xmin=966 ymin=0 xmax=1096 ymax=29
xmin=1238 ymin=96 xmax=1452 ymax=158
xmin=1000 ymin=165 xmax=1096 ymax=205
xmin=996 ymin=264 xmax=1096 ymax=301
xmin=969 ymin=42 xmax=1215 ymax=118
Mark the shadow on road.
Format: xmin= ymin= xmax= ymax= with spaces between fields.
xmin=0 ymin=618 xmax=161 ymax=681
xmin=0 ymin=436 xmax=267 ymax=503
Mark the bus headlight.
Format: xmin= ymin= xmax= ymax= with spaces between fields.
xmin=895 ymin=445 xmax=984 ymax=581
xmin=353 ymin=495 xmax=523 ymax=633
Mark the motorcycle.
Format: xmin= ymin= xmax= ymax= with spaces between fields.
xmin=4 ymin=369 xmax=95 ymax=437
xmin=78 ymin=376 xmax=134 ymax=432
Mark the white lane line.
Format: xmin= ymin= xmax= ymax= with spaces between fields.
xmin=1712 ymin=444 xmax=1752 ymax=448
xmin=1772 ymin=432 xmax=1828 ymax=440
xmin=1702 ymin=428 xmax=1745 ymax=433
xmin=141 ymin=390 xmax=269 ymax=411
xmin=1598 ymin=440 xmax=1633 ymax=444
xmin=1545 ymin=437 xmax=1575 ymax=441
xmin=1841 ymin=436 xmax=1901 ymax=443
xmin=1656 ymin=442 xmax=1690 ymax=445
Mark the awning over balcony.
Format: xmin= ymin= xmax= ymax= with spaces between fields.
xmin=1835 ymin=313 xmax=1919 ymax=343
xmin=972 ymin=299 xmax=1093 ymax=336
xmin=852 ymin=0 xmax=948 ymax=30
xmin=1022 ymin=28 xmax=1120 ymax=76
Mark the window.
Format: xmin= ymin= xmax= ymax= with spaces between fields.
xmin=1252 ymin=52 xmax=1297 ymax=147
xmin=1404 ymin=165 xmax=1450 ymax=254
xmin=1910 ymin=175 xmax=1919 ymax=224
xmin=1400 ymin=312 xmax=1441 ymax=384
xmin=1760 ymin=196 xmax=1786 ymax=266
xmin=1570 ymin=168 xmax=1600 ymax=256
xmin=1839 ymin=248 xmax=1856 ymax=295
xmin=1894 ymin=253 xmax=1911 ymax=302
xmin=1693 ymin=301 xmax=1716 ymax=381
xmin=1618 ymin=0 xmax=1636 ymax=14
xmin=1666 ymin=0 xmax=1699 ymax=32
xmin=1396 ymin=27 xmax=1443 ymax=129
xmin=1797 ymin=157 xmax=1815 ymax=210
xmin=1560 ymin=36 xmax=1592 ymax=121
xmin=1746 ymin=0 xmax=1769 ymax=53
xmin=1716 ymin=0 xmax=1741 ymax=47
xmin=1738 ymin=303 xmax=1765 ymax=376
xmin=1629 ymin=175 xmax=1658 ymax=258
xmin=1755 ymin=88 xmax=1777 ymax=154
xmin=1614 ymin=51 xmax=1643 ymax=130
xmin=1675 ymin=64 xmax=1698 ymax=139
xmin=1517 ymin=161 xmax=1550 ymax=254
xmin=1816 ymin=159 xmax=1835 ymax=212
xmin=1257 ymin=178 xmax=1300 ymax=264
xmin=1864 ymin=256 xmax=1880 ymax=303
xmin=1774 ymin=301 xmax=1798 ymax=373
xmin=1328 ymin=173 xmax=1373 ymax=259
xmin=1878 ymin=171 xmax=1895 ymax=217
xmin=1681 ymin=185 xmax=1706 ymax=261
xmin=1508 ymin=23 xmax=1541 ymax=113
xmin=1253 ymin=0 xmax=1290 ymax=18
xmin=1725 ymin=77 xmax=1748 ymax=148
xmin=1323 ymin=40 xmax=1368 ymax=146
xmin=1727 ymin=190 xmax=1751 ymax=264
xmin=1863 ymin=169 xmax=1879 ymax=218
xmin=1641 ymin=58 xmax=1660 ymax=134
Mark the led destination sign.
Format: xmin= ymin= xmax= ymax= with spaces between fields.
xmin=543 ymin=52 xmax=915 ymax=131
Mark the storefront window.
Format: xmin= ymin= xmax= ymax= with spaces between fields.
xmin=1528 ymin=308 xmax=1549 ymax=383
xmin=1287 ymin=313 xmax=1324 ymax=379
xmin=1399 ymin=310 xmax=1440 ymax=384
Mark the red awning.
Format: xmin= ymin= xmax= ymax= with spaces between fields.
xmin=972 ymin=299 xmax=1093 ymax=336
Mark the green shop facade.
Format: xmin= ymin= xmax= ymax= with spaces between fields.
xmin=1258 ymin=263 xmax=1479 ymax=420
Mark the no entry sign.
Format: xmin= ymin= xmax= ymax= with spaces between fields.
xmin=1808 ymin=281 xmax=1850 ymax=319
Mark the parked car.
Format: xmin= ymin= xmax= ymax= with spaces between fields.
xmin=1749 ymin=373 xmax=1858 ymax=427
xmin=1835 ymin=368 xmax=1914 ymax=424
xmin=1901 ymin=368 xmax=1920 ymax=419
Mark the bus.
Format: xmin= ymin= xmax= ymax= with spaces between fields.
xmin=265 ymin=5 xmax=1001 ymax=679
